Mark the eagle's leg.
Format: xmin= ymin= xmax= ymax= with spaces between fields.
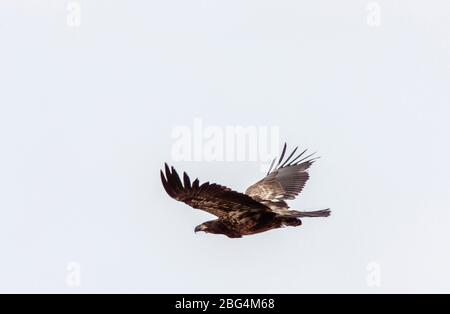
xmin=281 ymin=217 xmax=302 ymax=227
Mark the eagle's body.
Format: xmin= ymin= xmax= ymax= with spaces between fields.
xmin=161 ymin=143 xmax=330 ymax=238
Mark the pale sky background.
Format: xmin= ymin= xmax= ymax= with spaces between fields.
xmin=1 ymin=0 xmax=450 ymax=293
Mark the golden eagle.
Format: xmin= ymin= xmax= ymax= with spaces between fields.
xmin=161 ymin=143 xmax=330 ymax=238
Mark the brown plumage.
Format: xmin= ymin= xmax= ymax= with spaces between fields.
xmin=160 ymin=143 xmax=330 ymax=238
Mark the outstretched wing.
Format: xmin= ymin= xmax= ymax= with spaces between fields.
xmin=245 ymin=143 xmax=318 ymax=202
xmin=161 ymin=163 xmax=269 ymax=217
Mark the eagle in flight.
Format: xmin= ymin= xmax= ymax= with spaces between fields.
xmin=161 ymin=143 xmax=330 ymax=238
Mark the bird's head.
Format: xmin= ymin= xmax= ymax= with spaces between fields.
xmin=194 ymin=220 xmax=242 ymax=238
xmin=194 ymin=220 xmax=227 ymax=235
xmin=194 ymin=222 xmax=213 ymax=234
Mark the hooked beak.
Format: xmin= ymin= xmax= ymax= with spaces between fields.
xmin=194 ymin=225 xmax=204 ymax=233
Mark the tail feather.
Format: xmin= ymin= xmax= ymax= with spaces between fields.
xmin=279 ymin=208 xmax=331 ymax=218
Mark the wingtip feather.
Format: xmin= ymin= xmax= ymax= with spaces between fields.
xmin=183 ymin=172 xmax=191 ymax=189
